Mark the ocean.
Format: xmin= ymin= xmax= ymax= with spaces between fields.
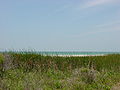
xmin=37 ymin=51 xmax=120 ymax=56
xmin=1 ymin=51 xmax=120 ymax=56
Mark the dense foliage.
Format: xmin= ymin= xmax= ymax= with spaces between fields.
xmin=0 ymin=53 xmax=120 ymax=90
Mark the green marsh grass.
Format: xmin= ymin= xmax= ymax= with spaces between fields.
xmin=0 ymin=52 xmax=120 ymax=90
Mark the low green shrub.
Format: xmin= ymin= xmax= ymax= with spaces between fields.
xmin=0 ymin=52 xmax=120 ymax=90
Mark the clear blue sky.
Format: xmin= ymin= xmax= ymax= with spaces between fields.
xmin=0 ymin=0 xmax=120 ymax=51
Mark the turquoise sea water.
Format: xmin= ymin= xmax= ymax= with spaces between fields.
xmin=1 ymin=51 xmax=120 ymax=56
xmin=38 ymin=52 xmax=120 ymax=56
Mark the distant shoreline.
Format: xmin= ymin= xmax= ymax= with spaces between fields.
xmin=0 ymin=51 xmax=119 ymax=57
xmin=44 ymin=54 xmax=106 ymax=57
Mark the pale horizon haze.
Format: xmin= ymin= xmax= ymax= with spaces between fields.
xmin=0 ymin=0 xmax=120 ymax=52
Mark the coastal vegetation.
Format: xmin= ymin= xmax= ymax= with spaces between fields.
xmin=0 ymin=52 xmax=120 ymax=90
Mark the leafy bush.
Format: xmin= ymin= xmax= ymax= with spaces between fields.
xmin=0 ymin=52 xmax=120 ymax=90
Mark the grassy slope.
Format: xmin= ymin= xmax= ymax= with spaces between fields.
xmin=0 ymin=53 xmax=120 ymax=90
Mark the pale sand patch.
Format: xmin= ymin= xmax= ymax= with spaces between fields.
xmin=49 ymin=54 xmax=105 ymax=57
